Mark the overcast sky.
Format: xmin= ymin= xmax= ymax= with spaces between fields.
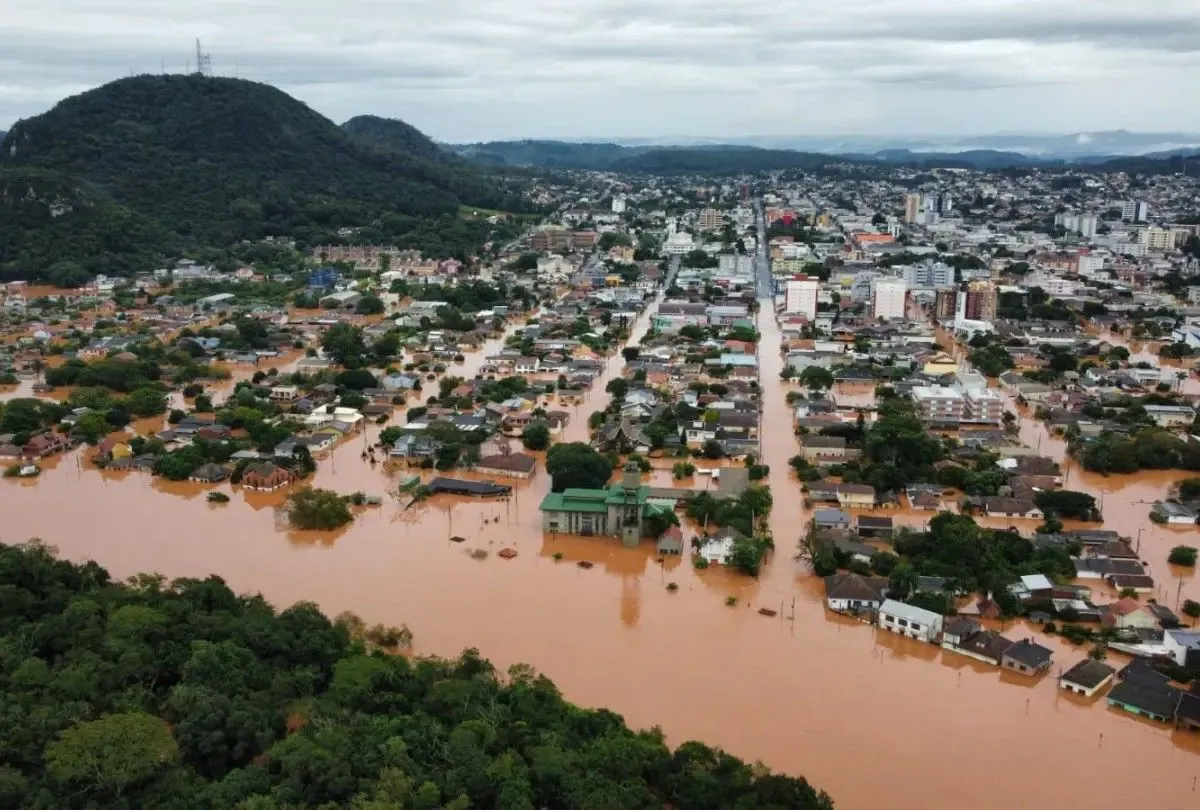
xmin=4 ymin=0 xmax=1200 ymax=141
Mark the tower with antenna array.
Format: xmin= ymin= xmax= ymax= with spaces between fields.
xmin=195 ymin=39 xmax=212 ymax=77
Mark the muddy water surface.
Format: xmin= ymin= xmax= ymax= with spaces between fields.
xmin=2 ymin=300 xmax=1199 ymax=809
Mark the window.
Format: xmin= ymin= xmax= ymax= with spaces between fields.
xmin=897 ymin=618 xmax=908 ymax=628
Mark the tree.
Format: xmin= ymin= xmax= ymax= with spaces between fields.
xmin=321 ymin=323 xmax=368 ymax=368
xmin=287 ymin=487 xmax=354 ymax=530
xmin=46 ymin=711 xmax=178 ymax=796
xmin=798 ymin=366 xmax=834 ymax=392
xmin=546 ymin=443 xmax=613 ymax=491
xmin=521 ymin=422 xmax=551 ymax=451
xmin=125 ymin=386 xmax=168 ymax=416
xmin=1182 ymin=599 xmax=1200 ymax=624
xmin=888 ymin=560 xmax=917 ymax=600
xmin=605 ymin=378 xmax=629 ymax=401
xmin=355 ymin=294 xmax=385 ymax=315
xmin=621 ymin=346 xmax=640 ymax=362
xmin=73 ymin=411 xmax=112 ymax=445
xmin=1168 ymin=545 xmax=1198 ymax=567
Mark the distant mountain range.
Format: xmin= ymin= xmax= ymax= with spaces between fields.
xmin=542 ymin=130 xmax=1200 ymax=160
xmin=447 ymin=136 xmax=1200 ymax=173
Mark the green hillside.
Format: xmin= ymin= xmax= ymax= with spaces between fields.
xmin=0 ymin=76 xmax=518 ymax=281
xmin=0 ymin=540 xmax=835 ymax=809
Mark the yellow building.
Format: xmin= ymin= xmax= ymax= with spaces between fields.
xmin=922 ymin=352 xmax=959 ymax=376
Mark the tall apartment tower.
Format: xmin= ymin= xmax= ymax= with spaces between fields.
xmin=903 ymin=194 xmax=922 ymax=224
xmin=964 ymin=280 xmax=998 ymax=321
xmin=785 ymin=277 xmax=820 ymax=320
xmin=872 ymin=278 xmax=908 ymax=320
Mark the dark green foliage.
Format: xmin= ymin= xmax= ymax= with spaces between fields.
xmin=1034 ymin=490 xmax=1100 ymax=521
xmin=1075 ymin=428 xmax=1200 ymax=474
xmin=1168 ymin=546 xmax=1198 ymax=567
xmin=287 ymin=487 xmax=353 ymax=530
xmin=546 ymin=442 xmax=614 ymax=491
xmin=892 ymin=513 xmax=1074 ymax=599
xmin=0 ymin=75 xmax=519 ymax=279
xmin=0 ymin=541 xmax=832 ymax=809
xmin=521 ymin=422 xmax=551 ymax=451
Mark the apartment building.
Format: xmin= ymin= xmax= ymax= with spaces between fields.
xmin=964 ymin=388 xmax=1005 ymax=425
xmin=903 ymin=193 xmax=921 ymax=224
xmin=1142 ymin=227 xmax=1174 ymax=252
xmin=872 ymin=278 xmax=908 ymax=320
xmin=785 ymin=277 xmax=820 ymax=320
xmin=697 ymin=208 xmax=722 ymax=231
xmin=903 ymin=261 xmax=956 ymax=289
xmin=911 ymin=386 xmax=965 ymax=424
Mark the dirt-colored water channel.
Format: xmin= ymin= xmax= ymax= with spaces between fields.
xmin=2 ymin=298 xmax=1199 ymax=809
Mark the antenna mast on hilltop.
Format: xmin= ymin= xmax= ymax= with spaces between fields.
xmin=195 ymin=39 xmax=212 ymax=77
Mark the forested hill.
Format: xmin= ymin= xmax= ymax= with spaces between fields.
xmin=0 ymin=75 xmax=520 ymax=283
xmin=342 ymin=114 xmax=448 ymax=162
xmin=0 ymin=541 xmax=835 ymax=810
xmin=341 ymin=114 xmax=535 ymax=214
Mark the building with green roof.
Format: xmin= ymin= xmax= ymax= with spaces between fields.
xmin=540 ymin=463 xmax=667 ymax=547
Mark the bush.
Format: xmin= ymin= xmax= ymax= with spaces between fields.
xmin=672 ymin=462 xmax=697 ymax=480
xmin=521 ymin=421 xmax=551 ymax=451
xmin=1168 ymin=545 xmax=1198 ymax=567
xmin=286 ymin=487 xmax=354 ymax=530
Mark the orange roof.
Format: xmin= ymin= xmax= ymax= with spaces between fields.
xmin=855 ymin=233 xmax=895 ymax=244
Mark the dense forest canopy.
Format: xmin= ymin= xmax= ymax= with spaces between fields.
xmin=0 ymin=76 xmax=531 ymax=282
xmin=0 ymin=540 xmax=834 ymax=810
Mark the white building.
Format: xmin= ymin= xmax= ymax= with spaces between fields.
xmin=785 ymin=278 xmax=820 ymax=320
xmin=877 ymin=599 xmax=944 ymax=643
xmin=872 ymin=278 xmax=908 ymax=320
xmin=1121 ymin=200 xmax=1148 ymax=223
xmin=611 ymin=195 xmax=626 ymax=213
xmin=902 ymin=261 xmax=955 ymax=289
xmin=663 ymin=231 xmax=695 ymax=255
xmin=1142 ymin=227 xmax=1174 ymax=251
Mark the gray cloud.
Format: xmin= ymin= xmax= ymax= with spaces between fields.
xmin=2 ymin=0 xmax=1199 ymax=139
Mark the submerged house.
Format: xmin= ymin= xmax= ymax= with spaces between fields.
xmin=539 ymin=463 xmax=674 ymax=547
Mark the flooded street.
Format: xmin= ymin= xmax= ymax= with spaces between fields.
xmin=2 ymin=298 xmax=1199 ymax=809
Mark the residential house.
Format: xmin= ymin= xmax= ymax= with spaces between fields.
xmin=857 ymin=515 xmax=894 ymax=538
xmin=1000 ymin=639 xmax=1054 ymax=676
xmin=1164 ymin=629 xmax=1200 ymax=668
xmin=813 ymin=508 xmax=852 ymax=529
xmin=876 ymin=599 xmax=944 ymax=643
xmin=189 ymin=463 xmax=229 ymax=483
xmin=823 ymin=572 xmax=887 ymax=613
xmin=949 ymin=627 xmax=1014 ymax=666
xmin=982 ymin=497 xmax=1043 ymax=519
xmin=1108 ymin=668 xmax=1184 ymax=724
xmin=240 ymin=462 xmax=294 ymax=492
xmin=836 ymin=483 xmax=876 ymax=509
xmin=1101 ymin=597 xmax=1162 ymax=630
xmin=22 ymin=433 xmax=69 ymax=459
xmin=270 ymin=385 xmax=300 ymax=403
xmin=656 ymin=526 xmax=685 ymax=555
xmin=1059 ymin=659 xmax=1116 ymax=698
xmin=474 ymin=453 xmax=537 ymax=480
xmin=800 ymin=435 xmax=860 ymax=465
xmin=389 ymin=434 xmax=443 ymax=464
xmin=941 ymin=617 xmax=983 ymax=652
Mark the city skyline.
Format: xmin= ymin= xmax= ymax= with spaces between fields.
xmin=4 ymin=0 xmax=1200 ymax=139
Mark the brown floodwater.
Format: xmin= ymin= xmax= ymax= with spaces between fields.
xmin=2 ymin=299 xmax=1199 ymax=809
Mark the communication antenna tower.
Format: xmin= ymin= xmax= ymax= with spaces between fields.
xmin=195 ymin=39 xmax=212 ymax=77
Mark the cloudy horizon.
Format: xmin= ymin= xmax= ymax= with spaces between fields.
xmin=4 ymin=0 xmax=1200 ymax=141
